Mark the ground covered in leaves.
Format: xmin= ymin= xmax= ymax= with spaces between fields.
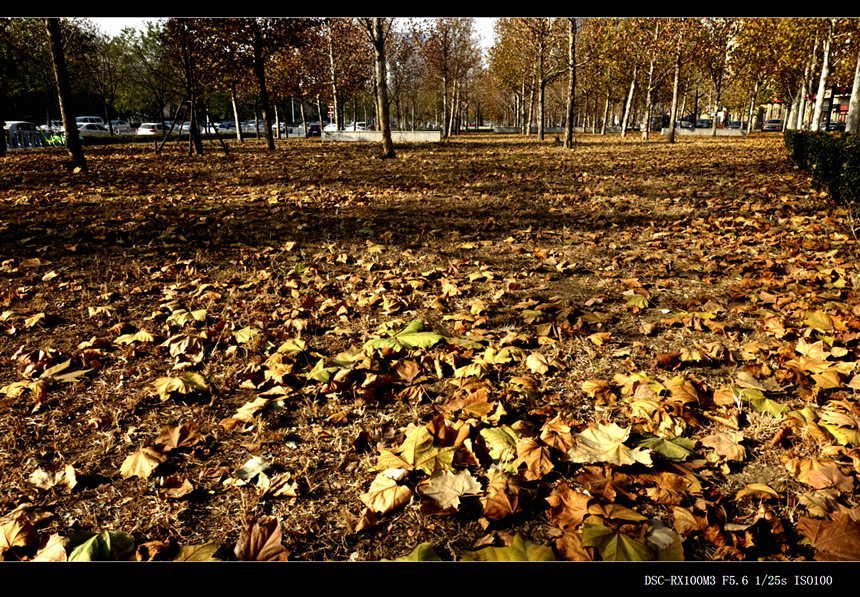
xmin=2 ymin=133 xmax=860 ymax=562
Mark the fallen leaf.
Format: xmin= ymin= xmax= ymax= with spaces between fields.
xmin=234 ymin=517 xmax=290 ymax=561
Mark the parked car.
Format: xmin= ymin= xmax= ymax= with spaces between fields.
xmin=77 ymin=123 xmax=110 ymax=136
xmin=218 ymin=121 xmax=237 ymax=133
xmin=346 ymin=121 xmax=368 ymax=131
xmin=4 ymin=121 xmax=40 ymax=133
xmin=136 ymin=122 xmax=165 ymax=135
xmin=822 ymin=120 xmax=846 ymax=132
xmin=110 ymin=120 xmax=132 ymax=134
xmin=323 ymin=122 xmax=338 ymax=132
xmin=306 ymin=122 xmax=322 ymax=136
xmin=695 ymin=119 xmax=713 ymax=129
xmin=762 ymin=119 xmax=783 ymax=132
xmin=76 ymin=116 xmax=105 ymax=126
xmin=40 ymin=120 xmax=64 ymax=133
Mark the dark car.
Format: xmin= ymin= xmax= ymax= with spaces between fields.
xmin=695 ymin=119 xmax=713 ymax=129
xmin=306 ymin=122 xmax=321 ymax=137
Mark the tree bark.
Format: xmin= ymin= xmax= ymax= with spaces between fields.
xmin=563 ymin=18 xmax=576 ymax=149
xmin=621 ymin=65 xmax=637 ymax=138
xmin=326 ymin=20 xmax=341 ymax=130
xmin=845 ymin=46 xmax=860 ymax=134
xmin=366 ymin=18 xmax=395 ymax=158
xmin=667 ymin=27 xmax=683 ymax=144
xmin=811 ymin=19 xmax=834 ymax=132
xmin=44 ymin=18 xmax=86 ymax=171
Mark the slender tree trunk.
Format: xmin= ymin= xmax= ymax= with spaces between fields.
xmin=231 ymin=85 xmax=243 ymax=142
xmin=811 ymin=19 xmax=834 ymax=132
xmin=621 ymin=65 xmax=637 ymax=138
xmin=564 ymin=18 xmax=576 ymax=149
xmin=667 ymin=27 xmax=683 ymax=144
xmin=44 ymin=18 xmax=86 ymax=171
xmin=600 ymin=92 xmax=610 ymax=135
xmin=326 ymin=20 xmax=340 ymax=130
xmin=846 ymin=46 xmax=860 ymax=134
xmin=746 ymin=80 xmax=760 ymax=133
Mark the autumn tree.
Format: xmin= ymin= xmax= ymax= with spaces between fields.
xmin=359 ymin=17 xmax=395 ymax=159
xmin=44 ymin=17 xmax=86 ymax=171
xmin=419 ymin=17 xmax=481 ymax=138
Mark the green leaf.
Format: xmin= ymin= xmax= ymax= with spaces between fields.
xmin=67 ymin=531 xmax=135 ymax=561
xmin=306 ymin=358 xmax=339 ymax=383
xmin=234 ymin=326 xmax=263 ymax=345
xmin=277 ymin=338 xmax=307 ymax=355
xmin=635 ymin=435 xmax=697 ymax=462
xmin=387 ymin=542 xmax=442 ymax=562
xmin=174 ymin=541 xmax=221 ymax=561
xmin=581 ymin=523 xmax=651 ymax=561
xmin=364 ymin=319 xmax=446 ymax=352
xmin=624 ymin=293 xmax=650 ymax=309
xmin=459 ymin=534 xmax=556 ymax=561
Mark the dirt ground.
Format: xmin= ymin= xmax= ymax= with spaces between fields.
xmin=1 ymin=132 xmax=858 ymax=562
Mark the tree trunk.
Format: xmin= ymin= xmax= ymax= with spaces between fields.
xmin=600 ymin=92 xmax=610 ymax=135
xmin=252 ymin=31 xmax=275 ymax=151
xmin=563 ymin=18 xmax=576 ymax=149
xmin=368 ymin=18 xmax=395 ymax=158
xmin=44 ymin=18 xmax=86 ymax=171
xmin=845 ymin=46 xmax=860 ymax=134
xmin=667 ymin=28 xmax=683 ymax=144
xmin=811 ymin=19 xmax=834 ymax=132
xmin=621 ymin=65 xmax=637 ymax=138
xmin=231 ymin=85 xmax=243 ymax=142
xmin=326 ymin=20 xmax=340 ymax=130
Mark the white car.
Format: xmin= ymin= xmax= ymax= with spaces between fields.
xmin=110 ymin=120 xmax=132 ymax=134
xmin=323 ymin=122 xmax=338 ymax=132
xmin=4 ymin=121 xmax=40 ymax=133
xmin=77 ymin=123 xmax=110 ymax=136
xmin=136 ymin=122 xmax=165 ymax=135
xmin=76 ymin=116 xmax=105 ymax=126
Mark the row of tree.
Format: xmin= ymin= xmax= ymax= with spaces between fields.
xmin=488 ymin=17 xmax=860 ymax=143
xmin=3 ymin=17 xmax=860 ymax=166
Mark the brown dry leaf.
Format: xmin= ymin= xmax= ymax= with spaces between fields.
xmin=797 ymin=513 xmax=860 ymax=560
xmin=28 ymin=464 xmax=77 ymax=491
xmin=806 ymin=464 xmax=855 ymax=494
xmin=155 ymin=421 xmax=203 ymax=452
xmin=417 ymin=469 xmax=482 ymax=510
xmin=701 ymin=431 xmax=746 ymax=462
xmin=540 ymin=414 xmax=575 ymax=453
xmin=158 ymin=475 xmax=194 ymax=499
xmin=480 ymin=468 xmax=521 ymax=521
xmin=567 ymin=422 xmax=653 ymax=467
xmin=545 ymin=481 xmax=590 ymax=529
xmin=581 ymin=379 xmax=615 ymax=403
xmin=514 ymin=437 xmax=555 ymax=481
xmin=32 ymin=534 xmax=67 ymax=561
xmin=360 ymin=472 xmax=413 ymax=514
xmin=525 ymin=352 xmax=550 ymax=375
xmin=256 ymin=472 xmax=300 ymax=498
xmin=120 ymin=446 xmax=168 ymax=480
xmin=0 ymin=511 xmax=36 ymax=557
xmin=554 ymin=529 xmax=594 ymax=561
xmin=736 ymin=483 xmax=781 ymax=500
xmin=234 ymin=517 xmax=290 ymax=561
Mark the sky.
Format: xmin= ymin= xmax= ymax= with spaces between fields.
xmin=89 ymin=17 xmax=498 ymax=49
